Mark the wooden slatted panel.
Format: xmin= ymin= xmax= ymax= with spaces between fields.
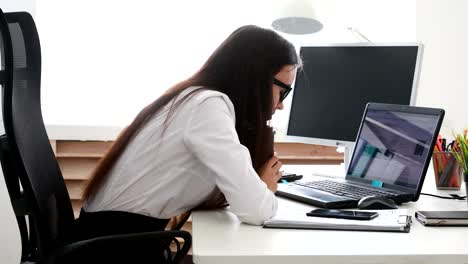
xmin=55 ymin=141 xmax=109 ymax=218
xmin=58 ymin=157 xmax=100 ymax=180
xmin=65 ymin=179 xmax=87 ymax=200
xmin=71 ymin=199 xmax=83 ymax=219
xmin=275 ymin=143 xmax=343 ymax=164
xmin=56 ymin=140 xmax=113 ymax=157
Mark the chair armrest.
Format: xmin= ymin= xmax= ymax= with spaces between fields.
xmin=49 ymin=230 xmax=191 ymax=264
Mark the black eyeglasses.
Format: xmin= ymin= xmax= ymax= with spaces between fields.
xmin=273 ymin=78 xmax=292 ymax=102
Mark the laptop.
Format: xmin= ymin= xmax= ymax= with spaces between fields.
xmin=277 ymin=103 xmax=445 ymax=209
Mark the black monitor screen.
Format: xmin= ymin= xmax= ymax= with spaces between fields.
xmin=287 ymin=45 xmax=421 ymax=143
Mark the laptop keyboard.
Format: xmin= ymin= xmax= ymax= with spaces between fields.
xmin=294 ymin=180 xmax=397 ymax=200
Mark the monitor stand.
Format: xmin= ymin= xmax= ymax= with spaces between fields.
xmin=344 ymin=147 xmax=353 ymax=172
xmin=337 ymin=142 xmax=355 ymax=173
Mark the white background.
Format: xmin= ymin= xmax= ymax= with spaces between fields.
xmin=33 ymin=0 xmax=416 ymax=131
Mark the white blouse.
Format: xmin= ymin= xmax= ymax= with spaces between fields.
xmin=84 ymin=87 xmax=278 ymax=225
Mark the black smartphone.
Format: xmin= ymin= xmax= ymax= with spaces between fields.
xmin=278 ymin=172 xmax=303 ymax=182
xmin=306 ymin=209 xmax=379 ymax=220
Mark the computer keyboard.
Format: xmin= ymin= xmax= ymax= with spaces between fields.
xmin=294 ymin=180 xmax=397 ymax=200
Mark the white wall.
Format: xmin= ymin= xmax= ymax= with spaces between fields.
xmin=36 ymin=0 xmax=275 ymax=127
xmin=34 ymin=0 xmax=416 ymax=132
xmin=416 ymin=0 xmax=468 ymax=136
xmin=0 ymin=0 xmax=35 ymax=15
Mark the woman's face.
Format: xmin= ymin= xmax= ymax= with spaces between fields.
xmin=272 ymin=65 xmax=297 ymax=114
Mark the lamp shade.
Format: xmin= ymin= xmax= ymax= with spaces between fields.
xmin=271 ymin=0 xmax=322 ymax=35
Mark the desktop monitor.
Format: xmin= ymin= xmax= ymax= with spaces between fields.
xmin=285 ymin=43 xmax=423 ymax=167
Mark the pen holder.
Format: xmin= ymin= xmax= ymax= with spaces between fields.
xmin=432 ymin=151 xmax=462 ymax=190
xmin=465 ymin=173 xmax=468 ymax=206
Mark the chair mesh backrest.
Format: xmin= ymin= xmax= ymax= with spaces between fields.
xmin=1 ymin=11 xmax=75 ymax=257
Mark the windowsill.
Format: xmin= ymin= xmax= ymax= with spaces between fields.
xmin=45 ymin=125 xmax=124 ymax=141
xmin=46 ymin=125 xmax=344 ymax=165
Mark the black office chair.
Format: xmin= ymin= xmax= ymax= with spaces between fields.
xmin=0 ymin=9 xmax=191 ymax=263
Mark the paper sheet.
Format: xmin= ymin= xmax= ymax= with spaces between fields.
xmin=264 ymin=209 xmax=411 ymax=232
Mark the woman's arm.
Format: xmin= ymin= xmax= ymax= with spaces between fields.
xmin=184 ymin=95 xmax=278 ymax=225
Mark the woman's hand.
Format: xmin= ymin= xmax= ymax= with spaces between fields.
xmin=258 ymin=153 xmax=282 ymax=192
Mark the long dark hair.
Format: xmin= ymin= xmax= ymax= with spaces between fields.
xmin=82 ymin=25 xmax=299 ymax=204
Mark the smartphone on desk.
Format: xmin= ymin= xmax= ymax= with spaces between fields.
xmin=306 ymin=209 xmax=379 ymax=220
xmin=278 ymin=172 xmax=303 ymax=182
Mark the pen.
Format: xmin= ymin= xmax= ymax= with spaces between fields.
xmin=436 ymin=134 xmax=444 ymax=152
xmin=435 ymin=135 xmax=448 ymax=166
xmin=447 ymin=140 xmax=455 ymax=152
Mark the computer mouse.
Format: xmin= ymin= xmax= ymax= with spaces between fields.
xmin=357 ymin=196 xmax=398 ymax=210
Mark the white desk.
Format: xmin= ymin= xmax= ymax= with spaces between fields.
xmin=192 ymin=165 xmax=468 ymax=264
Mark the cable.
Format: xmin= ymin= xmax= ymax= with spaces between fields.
xmin=346 ymin=26 xmax=372 ymax=43
xmin=421 ymin=192 xmax=466 ymax=200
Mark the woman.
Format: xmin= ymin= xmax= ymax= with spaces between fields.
xmin=79 ymin=25 xmax=300 ymax=237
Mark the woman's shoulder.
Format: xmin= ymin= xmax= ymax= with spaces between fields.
xmin=186 ymin=86 xmax=235 ymax=114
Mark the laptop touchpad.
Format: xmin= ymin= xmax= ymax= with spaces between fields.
xmin=279 ymin=184 xmax=349 ymax=202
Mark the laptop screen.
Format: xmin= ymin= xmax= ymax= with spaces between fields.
xmin=348 ymin=107 xmax=440 ymax=189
